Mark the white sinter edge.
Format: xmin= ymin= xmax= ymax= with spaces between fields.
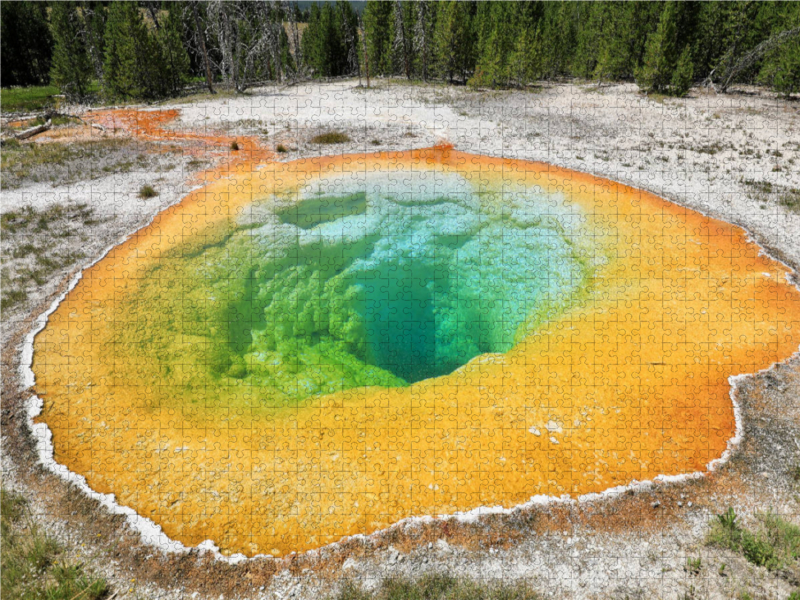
xmin=18 ymin=167 xmax=800 ymax=563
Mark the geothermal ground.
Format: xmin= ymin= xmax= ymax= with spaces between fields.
xmin=2 ymin=80 xmax=800 ymax=600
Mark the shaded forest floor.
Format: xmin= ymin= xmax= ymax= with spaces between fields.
xmin=1 ymin=80 xmax=799 ymax=599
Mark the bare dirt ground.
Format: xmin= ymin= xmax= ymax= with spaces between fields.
xmin=2 ymin=80 xmax=799 ymax=600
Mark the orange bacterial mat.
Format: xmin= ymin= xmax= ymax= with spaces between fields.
xmin=32 ymin=144 xmax=800 ymax=557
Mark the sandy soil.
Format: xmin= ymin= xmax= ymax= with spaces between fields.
xmin=2 ymin=80 xmax=799 ymax=600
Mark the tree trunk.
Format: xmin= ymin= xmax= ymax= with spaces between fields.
xmin=16 ymin=119 xmax=51 ymax=140
xmin=192 ymin=2 xmax=215 ymax=94
xmin=362 ymin=17 xmax=370 ymax=88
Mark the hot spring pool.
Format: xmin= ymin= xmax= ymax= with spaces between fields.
xmin=32 ymin=148 xmax=800 ymax=557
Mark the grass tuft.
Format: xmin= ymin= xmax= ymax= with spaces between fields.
xmin=230 ymin=140 xmax=239 ymax=151
xmin=684 ymin=556 xmax=702 ymax=575
xmin=276 ymin=143 xmax=288 ymax=153
xmin=779 ymin=188 xmax=800 ymax=212
xmin=138 ymin=184 xmax=158 ymax=199
xmin=707 ymin=508 xmax=800 ymax=571
xmin=1 ymin=487 xmax=109 ymax=600
xmin=310 ymin=131 xmax=351 ymax=145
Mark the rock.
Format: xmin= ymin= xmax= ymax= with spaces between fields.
xmin=342 ymin=558 xmax=357 ymax=571
xmin=651 ymin=501 xmax=661 ymax=508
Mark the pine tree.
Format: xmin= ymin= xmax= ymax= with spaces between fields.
xmin=103 ymin=2 xmax=160 ymax=99
xmin=364 ymin=1 xmax=394 ymax=76
xmin=593 ymin=3 xmax=654 ymax=82
xmin=571 ymin=2 xmax=605 ymax=79
xmin=337 ymin=0 xmax=360 ymax=77
xmin=434 ymin=1 xmax=473 ymax=84
xmin=757 ymin=3 xmax=800 ymax=97
xmin=50 ymin=2 xmax=93 ymax=99
xmin=301 ymin=3 xmax=324 ymax=75
xmin=301 ymin=1 xmax=358 ymax=78
xmin=413 ymin=1 xmax=435 ymax=82
xmin=470 ymin=27 xmax=504 ymax=88
xmin=1 ymin=1 xmax=53 ymax=87
xmin=158 ymin=3 xmax=190 ymax=96
xmin=510 ymin=22 xmax=543 ymax=88
xmin=78 ymin=1 xmax=108 ymax=85
xmin=767 ymin=39 xmax=800 ymax=97
xmin=636 ymin=1 xmax=681 ymax=94
xmin=391 ymin=0 xmax=414 ymax=79
xmin=670 ymin=45 xmax=694 ymax=96
xmin=538 ymin=2 xmax=579 ymax=78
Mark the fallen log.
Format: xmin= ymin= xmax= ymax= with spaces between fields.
xmin=15 ymin=119 xmax=51 ymax=140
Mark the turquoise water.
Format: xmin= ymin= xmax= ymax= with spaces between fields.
xmin=232 ymin=170 xmax=585 ymax=389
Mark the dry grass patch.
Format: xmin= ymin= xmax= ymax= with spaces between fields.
xmin=1 ymin=488 xmax=109 ymax=600
xmin=0 ymin=203 xmax=106 ymax=311
xmin=310 ymin=131 xmax=351 ymax=144
xmin=0 ymin=138 xmax=169 ymax=189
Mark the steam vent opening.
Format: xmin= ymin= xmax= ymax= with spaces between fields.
xmin=32 ymin=149 xmax=800 ymax=558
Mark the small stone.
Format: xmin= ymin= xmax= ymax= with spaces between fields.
xmin=677 ymin=501 xmax=683 ymax=507
xmin=342 ymin=558 xmax=357 ymax=571
xmin=651 ymin=501 xmax=661 ymax=508
xmin=687 ymin=501 xmax=693 ymax=507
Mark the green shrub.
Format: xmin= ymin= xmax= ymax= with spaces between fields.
xmin=138 ymin=184 xmax=157 ymax=199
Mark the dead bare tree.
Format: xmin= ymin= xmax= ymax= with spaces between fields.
xmin=360 ymin=14 xmax=370 ymax=88
xmin=341 ymin=1 xmax=360 ymax=81
xmin=76 ymin=2 xmax=106 ymax=85
xmin=144 ymin=1 xmax=161 ymax=30
xmin=190 ymin=1 xmax=216 ymax=94
xmin=286 ymin=0 xmax=303 ymax=83
xmin=414 ymin=1 xmax=432 ymax=82
xmin=208 ymin=1 xmax=278 ymax=92
xmin=705 ymin=27 xmax=800 ymax=92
